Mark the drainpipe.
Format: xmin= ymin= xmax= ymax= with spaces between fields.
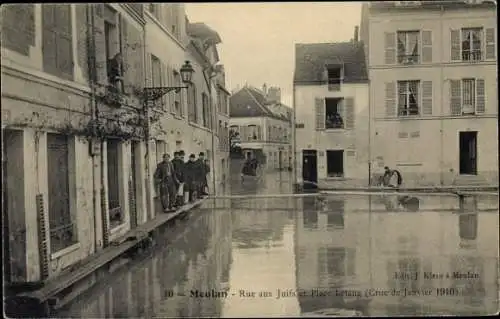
xmin=143 ymin=24 xmax=152 ymax=219
xmin=368 ymin=77 xmax=372 ymax=187
xmin=87 ymin=4 xmax=101 ymax=251
xmin=292 ymin=85 xmax=297 ymax=190
xmin=439 ymin=5 xmax=445 ymax=186
xmin=202 ymin=65 xmax=216 ymax=195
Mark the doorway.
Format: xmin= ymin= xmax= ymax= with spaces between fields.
xmin=459 ymin=132 xmax=477 ymax=175
xmin=302 ymin=150 xmax=317 ymax=189
xmin=327 ymin=150 xmax=344 ymax=177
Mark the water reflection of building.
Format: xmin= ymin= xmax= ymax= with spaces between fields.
xmin=58 ymin=209 xmax=234 ymax=317
xmin=295 ymin=197 xmax=363 ymax=314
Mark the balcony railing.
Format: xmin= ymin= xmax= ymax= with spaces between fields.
xmin=462 ymin=50 xmax=482 ymax=61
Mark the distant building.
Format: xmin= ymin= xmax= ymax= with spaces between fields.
xmin=229 ymin=85 xmax=292 ymax=171
xmin=293 ymin=27 xmax=370 ymax=189
xmin=361 ymin=0 xmax=498 ymax=187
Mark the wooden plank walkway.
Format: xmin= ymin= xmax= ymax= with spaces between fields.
xmin=14 ymin=197 xmax=207 ymax=304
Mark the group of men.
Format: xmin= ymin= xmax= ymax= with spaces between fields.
xmin=154 ymin=151 xmax=210 ymax=213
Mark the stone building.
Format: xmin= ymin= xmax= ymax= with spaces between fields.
xmin=360 ymin=0 xmax=498 ymax=187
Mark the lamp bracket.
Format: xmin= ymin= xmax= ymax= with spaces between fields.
xmin=142 ymin=87 xmax=187 ymax=102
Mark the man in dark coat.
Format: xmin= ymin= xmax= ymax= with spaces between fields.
xmin=171 ymin=151 xmax=185 ymax=206
xmin=184 ymin=154 xmax=198 ymax=202
xmin=195 ymin=152 xmax=210 ymax=196
xmin=154 ymin=154 xmax=178 ymax=212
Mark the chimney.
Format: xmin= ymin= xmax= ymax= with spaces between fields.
xmin=354 ymin=26 xmax=359 ymax=42
xmin=262 ymin=83 xmax=267 ymax=95
xmin=266 ymin=87 xmax=281 ymax=104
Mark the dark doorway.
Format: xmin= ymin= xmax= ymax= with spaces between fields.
xmin=327 ymin=150 xmax=344 ymax=177
xmin=459 ymin=132 xmax=477 ymax=175
xmin=302 ymin=150 xmax=317 ymax=189
xmin=129 ymin=141 xmax=139 ymax=229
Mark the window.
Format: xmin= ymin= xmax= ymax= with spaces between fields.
xmin=42 ymin=4 xmax=73 ymax=80
xmin=462 ymin=28 xmax=482 ymax=61
xmin=397 ymin=31 xmax=420 ymax=64
xmin=202 ymin=93 xmax=209 ymax=128
xmin=327 ymin=66 xmax=342 ymax=91
xmin=173 ymin=71 xmax=183 ymax=116
xmin=268 ymin=126 xmax=272 ymax=141
xmin=150 ymin=55 xmax=162 ymax=108
xmin=325 ymin=98 xmax=344 ymax=129
xmin=187 ymin=84 xmax=198 ymax=123
xmin=107 ymin=139 xmax=124 ymax=229
xmin=47 ymin=133 xmax=77 ymax=252
xmin=1 ymin=5 xmax=35 ymax=56
xmin=326 ymin=150 xmax=344 ymax=177
xmin=247 ymin=125 xmax=260 ymax=140
xmin=451 ymin=78 xmax=485 ymax=115
xmin=104 ymin=6 xmax=122 ymax=90
xmin=397 ymin=80 xmax=420 ymax=116
xmin=217 ymin=90 xmax=222 ymax=113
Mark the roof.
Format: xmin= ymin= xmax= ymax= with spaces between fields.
xmin=187 ymin=22 xmax=222 ymax=45
xmin=369 ymin=1 xmax=497 ymax=11
xmin=293 ymin=41 xmax=368 ymax=85
xmin=229 ymin=86 xmax=291 ymax=121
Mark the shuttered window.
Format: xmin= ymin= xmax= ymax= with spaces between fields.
xmin=47 ymin=133 xmax=77 ymax=253
xmin=315 ymin=97 xmax=325 ymax=130
xmin=42 ymin=4 xmax=74 ymax=80
xmin=1 ymin=5 xmax=35 ymax=56
xmin=202 ymin=93 xmax=209 ymax=128
xmin=421 ymin=81 xmax=433 ymax=115
xmin=187 ymin=84 xmax=198 ymax=123
xmin=344 ymin=97 xmax=355 ymax=129
xmin=384 ymin=32 xmax=396 ymax=64
xmin=397 ymin=80 xmax=420 ymax=116
xmin=150 ymin=54 xmax=162 ymax=108
xmin=385 ymin=82 xmax=396 ymax=117
xmin=421 ymin=30 xmax=432 ymax=63
xmin=75 ymin=5 xmax=90 ymax=81
xmin=397 ymin=31 xmax=419 ymax=64
xmin=450 ymin=79 xmax=485 ymax=115
xmin=451 ymin=27 xmax=495 ymax=61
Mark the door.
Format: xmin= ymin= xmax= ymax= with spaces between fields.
xmin=327 ymin=150 xmax=344 ymax=177
xmin=129 ymin=141 xmax=138 ymax=229
xmin=302 ymin=150 xmax=318 ymax=189
xmin=459 ymin=131 xmax=477 ymax=175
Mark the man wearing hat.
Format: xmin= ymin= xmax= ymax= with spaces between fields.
xmin=171 ymin=151 xmax=185 ymax=206
xmin=195 ymin=152 xmax=210 ymax=196
xmin=184 ymin=154 xmax=198 ymax=202
xmin=154 ymin=153 xmax=179 ymax=212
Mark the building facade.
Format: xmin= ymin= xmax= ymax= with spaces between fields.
xmin=1 ymin=3 xmax=229 ymax=285
xmin=293 ymin=33 xmax=370 ymax=189
xmin=229 ymin=85 xmax=292 ymax=171
xmin=361 ymin=1 xmax=498 ymax=187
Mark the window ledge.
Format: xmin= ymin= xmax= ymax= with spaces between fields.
xmin=324 ymin=128 xmax=347 ymax=132
xmin=325 ymin=177 xmax=346 ymax=180
xmin=110 ymin=223 xmax=128 ymax=236
xmin=376 ymin=114 xmax=496 ymax=121
xmin=50 ymin=242 xmax=81 ymax=260
xmin=188 ymin=121 xmax=212 ymax=133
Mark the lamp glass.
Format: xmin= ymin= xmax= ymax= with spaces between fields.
xmin=180 ymin=61 xmax=194 ymax=84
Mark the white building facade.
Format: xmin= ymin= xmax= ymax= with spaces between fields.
xmin=293 ymin=35 xmax=370 ymax=189
xmin=360 ymin=1 xmax=498 ymax=187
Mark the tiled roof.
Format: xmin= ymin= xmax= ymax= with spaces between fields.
xmin=293 ymin=41 xmax=368 ymax=85
xmin=229 ymin=86 xmax=291 ymax=121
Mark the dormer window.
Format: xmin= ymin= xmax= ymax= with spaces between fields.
xmin=327 ymin=66 xmax=343 ymax=91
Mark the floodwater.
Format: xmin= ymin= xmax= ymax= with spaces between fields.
xmin=56 ymin=172 xmax=499 ymax=317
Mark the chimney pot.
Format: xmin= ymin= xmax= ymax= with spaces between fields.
xmin=354 ymin=26 xmax=359 ymax=42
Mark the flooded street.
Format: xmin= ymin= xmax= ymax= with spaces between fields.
xmin=57 ymin=172 xmax=499 ymax=317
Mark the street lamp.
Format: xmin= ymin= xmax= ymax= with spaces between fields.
xmin=142 ymin=60 xmax=194 ymax=102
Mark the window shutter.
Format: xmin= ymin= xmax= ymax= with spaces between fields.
xmin=337 ymin=99 xmax=344 ymax=120
xmin=119 ymin=14 xmax=129 ymax=93
xmin=42 ymin=5 xmax=58 ymax=74
xmin=315 ymin=98 xmax=325 ymax=130
xmin=56 ymin=5 xmax=74 ymax=79
xmin=344 ymin=97 xmax=355 ymax=129
xmin=160 ymin=62 xmax=167 ymax=110
xmin=450 ymin=80 xmax=462 ymax=115
xmin=92 ymin=4 xmax=107 ymax=84
xmin=169 ymin=66 xmax=175 ymax=113
xmin=476 ymin=79 xmax=485 ymax=114
xmin=257 ymin=126 xmax=262 ymax=140
xmin=485 ymin=28 xmax=495 ymax=60
xmin=385 ymin=82 xmax=396 ymax=117
xmin=421 ymin=81 xmax=433 ymax=115
xmin=124 ymin=21 xmax=144 ymax=96
xmin=1 ymin=5 xmax=36 ymax=55
xmin=451 ymin=29 xmax=461 ymax=61
xmin=76 ymin=5 xmax=89 ymax=81
xmin=421 ymin=30 xmax=432 ymax=63
xmin=384 ymin=32 xmax=396 ymax=64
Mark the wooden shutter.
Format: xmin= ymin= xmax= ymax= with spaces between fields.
xmin=120 ymin=14 xmax=129 ymax=93
xmin=384 ymin=32 xmax=396 ymax=64
xmin=485 ymin=28 xmax=495 ymax=60
xmin=315 ymin=97 xmax=325 ymax=130
xmin=385 ymin=82 xmax=396 ymax=117
xmin=451 ymin=29 xmax=461 ymax=61
xmin=42 ymin=5 xmax=58 ymax=74
xmin=450 ymin=80 xmax=462 ymax=115
xmin=476 ymin=79 xmax=485 ymax=114
xmin=344 ymin=97 xmax=355 ymax=129
xmin=1 ymin=5 xmax=35 ymax=56
xmin=92 ymin=4 xmax=107 ymax=84
xmin=421 ymin=81 xmax=433 ymax=115
xmin=160 ymin=62 xmax=167 ymax=110
xmin=421 ymin=30 xmax=432 ymax=63
xmin=56 ymin=5 xmax=73 ymax=79
xmin=75 ymin=5 xmax=90 ymax=81
xmin=125 ymin=21 xmax=144 ymax=95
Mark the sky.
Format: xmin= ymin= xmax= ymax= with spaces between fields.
xmin=186 ymin=2 xmax=362 ymax=106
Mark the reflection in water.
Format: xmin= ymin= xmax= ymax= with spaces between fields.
xmin=56 ymin=175 xmax=498 ymax=317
